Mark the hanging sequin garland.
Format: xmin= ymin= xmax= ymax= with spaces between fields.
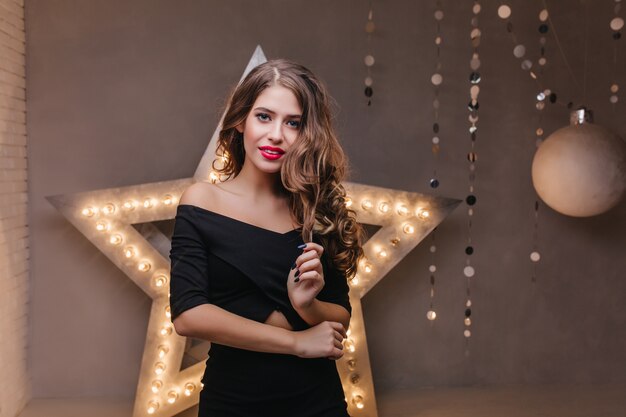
xmin=529 ymin=7 xmax=552 ymax=281
xmin=364 ymin=1 xmax=375 ymax=106
xmin=609 ymin=0 xmax=623 ymax=106
xmin=463 ymin=0 xmax=482 ymax=352
xmin=497 ymin=4 xmax=557 ymax=281
xmin=425 ymin=0 xmax=445 ymax=324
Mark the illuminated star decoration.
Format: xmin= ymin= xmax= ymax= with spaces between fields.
xmin=47 ymin=46 xmax=461 ymax=417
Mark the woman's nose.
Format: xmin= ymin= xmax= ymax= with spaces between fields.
xmin=267 ymin=121 xmax=283 ymax=141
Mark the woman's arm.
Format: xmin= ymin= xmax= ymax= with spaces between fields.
xmin=288 ymin=242 xmax=352 ymax=330
xmin=173 ymin=303 xmax=346 ymax=359
xmin=293 ymin=299 xmax=350 ymax=330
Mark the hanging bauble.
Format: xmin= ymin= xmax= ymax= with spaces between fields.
xmin=531 ymin=108 xmax=626 ymax=217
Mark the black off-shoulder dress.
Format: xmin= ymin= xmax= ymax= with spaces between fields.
xmin=169 ymin=204 xmax=352 ymax=417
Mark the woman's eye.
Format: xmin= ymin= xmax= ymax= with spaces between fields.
xmin=256 ymin=113 xmax=270 ymax=121
xmin=287 ymin=120 xmax=300 ymax=128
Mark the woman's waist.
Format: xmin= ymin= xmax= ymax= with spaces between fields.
xmin=206 ymin=343 xmax=337 ymax=375
xmin=202 ymin=344 xmax=343 ymax=400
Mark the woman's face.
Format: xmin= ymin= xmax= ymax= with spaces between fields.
xmin=236 ymin=84 xmax=302 ymax=174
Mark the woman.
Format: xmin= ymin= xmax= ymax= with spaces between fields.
xmin=169 ymin=59 xmax=365 ymax=417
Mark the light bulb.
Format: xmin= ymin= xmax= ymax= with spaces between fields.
xmin=361 ymin=199 xmax=373 ymax=210
xmin=349 ymin=276 xmax=359 ymax=286
xmin=81 ymin=206 xmax=96 ymax=217
xmin=397 ymin=204 xmax=409 ymax=216
xmin=167 ymin=391 xmax=178 ymax=404
xmin=154 ymin=274 xmax=168 ymax=287
xmin=157 ymin=345 xmax=169 ymax=358
xmin=151 ymin=380 xmax=163 ymax=393
xmin=138 ymin=261 xmax=151 ymax=272
xmin=364 ymin=263 xmax=372 ymax=273
xmin=162 ymin=194 xmax=174 ymax=205
xmin=347 ymin=359 xmax=357 ymax=370
xmin=109 ymin=234 xmax=122 ymax=245
xmin=417 ymin=208 xmax=430 ymax=219
xmin=403 ymin=223 xmax=415 ymax=234
xmin=164 ymin=305 xmax=171 ymax=318
xmin=95 ymin=221 xmax=109 ymax=232
xmin=352 ymin=394 xmax=365 ymax=409
xmin=427 ymin=310 xmax=437 ymax=321
xmin=101 ymin=203 xmax=116 ymax=215
xmin=123 ymin=246 xmax=136 ymax=258
xmin=160 ymin=325 xmax=172 ymax=337
xmin=123 ymin=200 xmax=136 ymax=210
xmin=143 ymin=198 xmax=154 ymax=208
xmin=184 ymin=382 xmax=196 ymax=396
xmin=378 ymin=201 xmax=390 ymax=213
xmin=345 ymin=197 xmax=353 ymax=208
xmin=344 ymin=339 xmax=356 ymax=353
xmin=154 ymin=362 xmax=166 ymax=375
xmin=464 ymin=317 xmax=471 ymax=326
xmin=377 ymin=249 xmax=387 ymax=259
xmin=464 ymin=329 xmax=471 ymax=338
xmin=350 ymin=373 xmax=361 ymax=385
xmin=209 ymin=171 xmax=220 ymax=183
xmin=147 ymin=401 xmax=159 ymax=414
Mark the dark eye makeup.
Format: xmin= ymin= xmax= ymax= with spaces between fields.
xmin=255 ymin=113 xmax=301 ymax=128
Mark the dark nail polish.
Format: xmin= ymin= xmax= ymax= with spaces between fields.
xmin=294 ymin=277 xmax=300 ymax=283
xmin=294 ymin=269 xmax=300 ymax=277
xmin=297 ymin=243 xmax=307 ymax=249
xmin=291 ymin=262 xmax=296 ymax=270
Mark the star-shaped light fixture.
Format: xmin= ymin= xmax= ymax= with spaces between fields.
xmin=47 ymin=46 xmax=460 ymax=417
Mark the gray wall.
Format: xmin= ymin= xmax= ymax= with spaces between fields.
xmin=26 ymin=0 xmax=626 ymax=399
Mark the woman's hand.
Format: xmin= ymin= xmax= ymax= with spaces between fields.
xmin=293 ymin=321 xmax=347 ymax=360
xmin=287 ymin=242 xmax=325 ymax=310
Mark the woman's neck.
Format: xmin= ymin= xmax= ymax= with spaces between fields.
xmin=231 ymin=159 xmax=287 ymax=201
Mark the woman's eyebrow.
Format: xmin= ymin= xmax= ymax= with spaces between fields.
xmin=253 ymin=107 xmax=301 ymax=118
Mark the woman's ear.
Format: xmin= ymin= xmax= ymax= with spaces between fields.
xmin=235 ymin=123 xmax=244 ymax=133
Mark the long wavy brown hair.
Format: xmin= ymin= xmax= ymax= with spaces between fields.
xmin=212 ymin=59 xmax=364 ymax=280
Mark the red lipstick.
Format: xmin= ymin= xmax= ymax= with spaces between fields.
xmin=259 ymin=146 xmax=285 ymax=160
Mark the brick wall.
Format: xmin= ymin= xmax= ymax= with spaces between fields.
xmin=0 ymin=0 xmax=29 ymax=416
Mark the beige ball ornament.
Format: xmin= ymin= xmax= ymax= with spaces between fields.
xmin=531 ymin=108 xmax=626 ymax=217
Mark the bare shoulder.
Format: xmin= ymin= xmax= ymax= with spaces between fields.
xmin=178 ymin=181 xmax=221 ymax=210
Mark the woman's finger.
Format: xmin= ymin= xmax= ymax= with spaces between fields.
xmin=293 ymin=250 xmax=317 ymax=272
xmin=293 ymin=271 xmax=323 ymax=285
xmin=334 ymin=330 xmax=344 ymax=342
xmin=331 ymin=348 xmax=344 ymax=359
xmin=296 ymin=257 xmax=321 ymax=273
xmin=334 ymin=338 xmax=344 ymax=349
xmin=300 ymin=242 xmax=324 ymax=258
xmin=331 ymin=322 xmax=347 ymax=338
xmin=294 ymin=250 xmax=320 ymax=271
